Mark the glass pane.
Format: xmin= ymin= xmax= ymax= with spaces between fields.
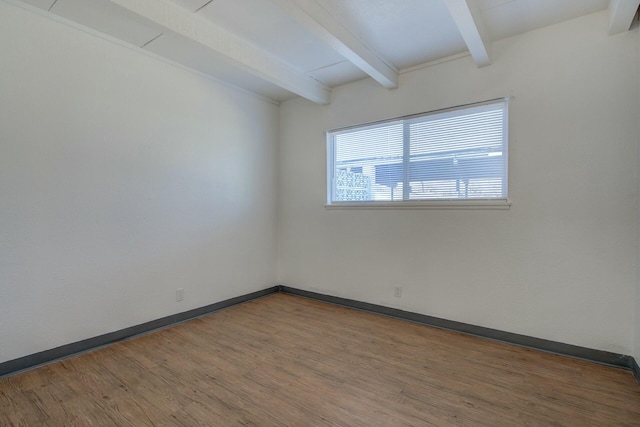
xmin=334 ymin=123 xmax=403 ymax=202
xmin=409 ymin=104 xmax=505 ymax=200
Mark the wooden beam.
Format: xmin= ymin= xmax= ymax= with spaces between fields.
xmin=110 ymin=0 xmax=331 ymax=104
xmin=269 ymin=0 xmax=398 ymax=89
xmin=444 ymin=0 xmax=491 ymax=67
xmin=608 ymin=0 xmax=640 ymax=35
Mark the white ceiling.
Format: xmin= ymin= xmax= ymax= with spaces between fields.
xmin=15 ymin=0 xmax=639 ymax=104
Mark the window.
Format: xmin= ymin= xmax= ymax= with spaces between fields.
xmin=326 ymin=98 xmax=509 ymax=209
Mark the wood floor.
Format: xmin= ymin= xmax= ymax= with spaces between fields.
xmin=1 ymin=294 xmax=639 ymax=426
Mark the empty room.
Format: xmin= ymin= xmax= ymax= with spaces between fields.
xmin=2 ymin=0 xmax=640 ymax=425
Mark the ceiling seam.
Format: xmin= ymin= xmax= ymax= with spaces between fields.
xmin=194 ymin=0 xmax=214 ymax=13
xmin=140 ymin=32 xmax=163 ymax=48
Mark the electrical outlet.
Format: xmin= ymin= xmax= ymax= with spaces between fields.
xmin=394 ymin=286 xmax=402 ymax=298
xmin=176 ymin=288 xmax=184 ymax=302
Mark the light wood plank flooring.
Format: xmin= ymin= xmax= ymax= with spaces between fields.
xmin=1 ymin=293 xmax=639 ymax=426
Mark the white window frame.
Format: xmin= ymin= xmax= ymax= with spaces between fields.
xmin=326 ymin=98 xmax=511 ymax=210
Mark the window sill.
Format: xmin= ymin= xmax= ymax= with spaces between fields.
xmin=325 ymin=199 xmax=511 ymax=210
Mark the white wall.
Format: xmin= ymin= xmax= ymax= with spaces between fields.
xmin=279 ymin=10 xmax=639 ymax=355
xmin=0 ymin=1 xmax=279 ymax=363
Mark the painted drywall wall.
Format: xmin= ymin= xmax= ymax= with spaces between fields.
xmin=278 ymin=10 xmax=639 ymax=355
xmin=0 ymin=1 xmax=279 ymax=363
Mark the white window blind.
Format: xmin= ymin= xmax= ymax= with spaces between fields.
xmin=327 ymin=98 xmax=508 ymax=207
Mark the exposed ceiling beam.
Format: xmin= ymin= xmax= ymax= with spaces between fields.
xmin=269 ymin=0 xmax=398 ymax=89
xmin=608 ymin=0 xmax=640 ymax=35
xmin=110 ymin=0 xmax=331 ymax=104
xmin=444 ymin=0 xmax=491 ymax=67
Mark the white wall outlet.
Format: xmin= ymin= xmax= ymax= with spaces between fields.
xmin=176 ymin=288 xmax=184 ymax=302
xmin=394 ymin=286 xmax=402 ymax=298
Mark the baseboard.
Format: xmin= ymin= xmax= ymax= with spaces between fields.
xmin=3 ymin=283 xmax=639 ymax=385
xmin=632 ymin=357 xmax=640 ymax=384
xmin=279 ymin=285 xmax=639 ymax=379
xmin=0 ymin=286 xmax=279 ymax=378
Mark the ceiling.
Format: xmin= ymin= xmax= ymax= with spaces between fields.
xmin=15 ymin=0 xmax=640 ymax=104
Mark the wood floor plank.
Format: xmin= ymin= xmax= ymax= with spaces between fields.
xmin=1 ymin=293 xmax=639 ymax=426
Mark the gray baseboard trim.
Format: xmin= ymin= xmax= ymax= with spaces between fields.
xmin=3 ymin=284 xmax=639 ymax=386
xmin=0 ymin=286 xmax=279 ymax=378
xmin=632 ymin=358 xmax=640 ymax=384
xmin=279 ymin=285 xmax=639 ymax=379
